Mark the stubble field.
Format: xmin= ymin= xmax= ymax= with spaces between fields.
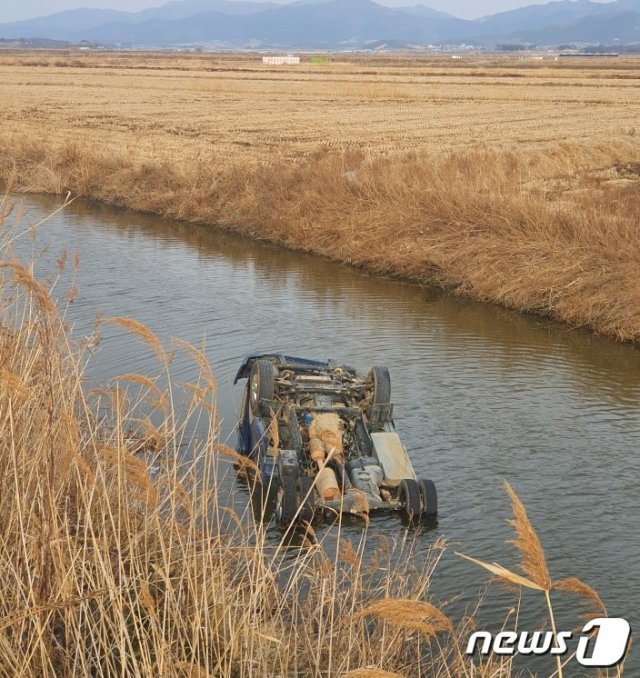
xmin=2 ymin=51 xmax=640 ymax=162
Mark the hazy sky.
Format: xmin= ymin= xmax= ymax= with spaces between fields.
xmin=0 ymin=0 xmax=619 ymax=24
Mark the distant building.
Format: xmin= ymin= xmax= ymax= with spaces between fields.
xmin=262 ymin=55 xmax=300 ymax=65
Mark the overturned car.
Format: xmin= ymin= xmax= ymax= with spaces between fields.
xmin=235 ymin=354 xmax=437 ymax=527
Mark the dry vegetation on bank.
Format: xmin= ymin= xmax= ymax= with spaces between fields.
xmin=1 ymin=52 xmax=640 ymax=340
xmin=0 ymin=196 xmax=620 ymax=677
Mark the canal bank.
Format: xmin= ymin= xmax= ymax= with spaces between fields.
xmin=3 ymin=135 xmax=640 ymax=345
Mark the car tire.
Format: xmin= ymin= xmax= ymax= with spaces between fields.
xmin=249 ymin=359 xmax=276 ymax=415
xmin=398 ymin=478 xmax=422 ymax=524
xmin=296 ymin=476 xmax=316 ymax=524
xmin=367 ymin=366 xmax=391 ymax=426
xmin=275 ymin=476 xmax=299 ymax=528
xmin=418 ymin=478 xmax=438 ymax=518
xmin=249 ymin=467 xmax=280 ymax=517
xmin=368 ymin=365 xmax=391 ymax=405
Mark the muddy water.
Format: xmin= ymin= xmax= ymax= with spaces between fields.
xmin=13 ymin=195 xmax=639 ymax=673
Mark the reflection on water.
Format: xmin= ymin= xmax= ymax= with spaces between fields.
xmin=12 ymin=195 xmax=639 ymax=673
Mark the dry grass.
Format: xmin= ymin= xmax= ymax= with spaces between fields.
xmin=356 ymin=599 xmax=453 ymax=637
xmin=1 ymin=52 xmax=640 ymax=341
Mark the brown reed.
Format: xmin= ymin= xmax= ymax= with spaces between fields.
xmin=456 ymin=481 xmax=617 ymax=678
xmin=356 ymin=598 xmax=452 ymax=637
xmin=504 ymin=480 xmax=552 ymax=590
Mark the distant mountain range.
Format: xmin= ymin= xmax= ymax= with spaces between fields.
xmin=1 ymin=0 xmax=640 ymax=48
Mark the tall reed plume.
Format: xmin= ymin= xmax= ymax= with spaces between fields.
xmin=457 ymin=481 xmax=616 ymax=678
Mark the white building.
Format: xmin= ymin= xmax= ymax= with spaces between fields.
xmin=262 ymin=55 xmax=300 ymax=65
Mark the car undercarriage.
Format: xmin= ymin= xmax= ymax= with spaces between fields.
xmin=235 ymin=354 xmax=437 ymax=527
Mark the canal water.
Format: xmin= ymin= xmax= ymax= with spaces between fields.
xmin=9 ymin=195 xmax=638 ymax=674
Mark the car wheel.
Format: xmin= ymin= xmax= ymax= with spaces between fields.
xmin=249 ymin=359 xmax=276 ymax=415
xmin=368 ymin=365 xmax=391 ymax=405
xmin=275 ymin=476 xmax=298 ymax=528
xmin=367 ymin=366 xmax=391 ymax=426
xmin=398 ymin=478 xmax=422 ymax=524
xmin=250 ymin=475 xmax=278 ymax=522
xmin=296 ymin=476 xmax=316 ymax=524
xmin=418 ymin=478 xmax=437 ymax=518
